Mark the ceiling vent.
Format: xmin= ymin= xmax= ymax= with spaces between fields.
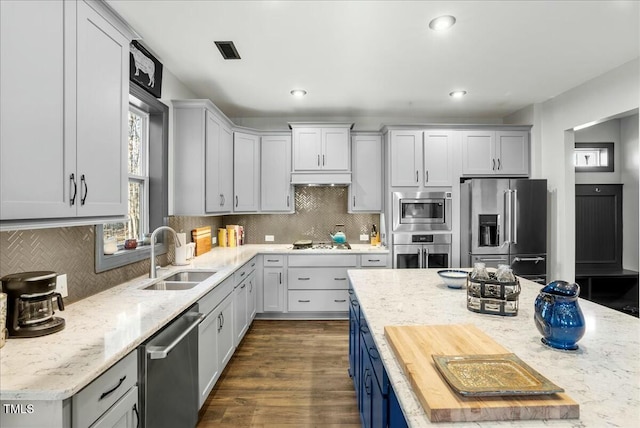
xmin=214 ymin=41 xmax=241 ymax=60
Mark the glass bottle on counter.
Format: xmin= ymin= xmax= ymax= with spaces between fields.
xmin=470 ymin=262 xmax=490 ymax=281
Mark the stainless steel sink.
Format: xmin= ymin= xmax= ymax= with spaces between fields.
xmin=163 ymin=270 xmax=217 ymax=282
xmin=144 ymin=281 xmax=200 ymax=291
xmin=143 ymin=270 xmax=218 ymax=290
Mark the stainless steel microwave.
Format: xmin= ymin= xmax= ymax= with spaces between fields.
xmin=392 ymin=191 xmax=452 ymax=232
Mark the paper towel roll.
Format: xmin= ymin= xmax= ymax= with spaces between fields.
xmin=174 ymin=233 xmax=188 ymax=265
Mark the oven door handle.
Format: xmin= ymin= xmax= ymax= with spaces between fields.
xmin=421 ymin=247 xmax=427 ymax=269
xmin=147 ymin=312 xmax=205 ymax=360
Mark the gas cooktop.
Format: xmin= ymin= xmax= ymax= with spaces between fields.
xmin=292 ymin=240 xmax=351 ymax=250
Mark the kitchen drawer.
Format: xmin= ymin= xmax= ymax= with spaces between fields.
xmin=288 ymin=267 xmax=349 ymax=290
xmin=72 ymin=350 xmax=137 ymax=428
xmin=198 ymin=276 xmax=234 ymax=315
xmin=360 ymin=254 xmax=388 ymax=267
xmin=263 ymin=254 xmax=285 ymax=267
xmin=288 ymin=254 xmax=357 ymax=267
xmin=235 ymin=257 xmax=257 ymax=284
xmin=288 ymin=290 xmax=349 ymax=312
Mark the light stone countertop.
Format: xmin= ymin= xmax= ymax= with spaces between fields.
xmin=347 ymin=268 xmax=640 ymax=428
xmin=0 ymin=244 xmax=389 ymax=401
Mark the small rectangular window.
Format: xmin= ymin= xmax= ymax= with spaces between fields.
xmin=574 ymin=142 xmax=614 ymax=173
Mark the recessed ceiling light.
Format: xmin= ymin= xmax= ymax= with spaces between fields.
xmin=449 ymin=90 xmax=467 ymax=98
xmin=429 ymin=15 xmax=456 ymax=31
xmin=290 ymin=89 xmax=307 ymax=97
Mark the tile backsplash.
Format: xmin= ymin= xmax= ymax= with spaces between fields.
xmin=0 ymin=187 xmax=379 ymax=303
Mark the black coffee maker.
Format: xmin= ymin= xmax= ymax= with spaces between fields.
xmin=1 ymin=271 xmax=65 ymax=338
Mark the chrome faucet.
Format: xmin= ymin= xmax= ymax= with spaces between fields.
xmin=149 ymin=226 xmax=182 ymax=278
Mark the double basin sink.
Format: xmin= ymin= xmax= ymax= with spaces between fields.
xmin=144 ymin=270 xmax=218 ymax=290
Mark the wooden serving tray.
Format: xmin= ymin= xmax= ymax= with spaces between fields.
xmin=384 ymin=324 xmax=579 ymax=423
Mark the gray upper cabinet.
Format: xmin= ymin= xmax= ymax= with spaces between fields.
xmin=261 ymin=135 xmax=293 ymax=212
xmin=390 ymin=130 xmax=453 ymax=188
xmin=462 ymin=130 xmax=529 ymax=176
xmin=233 ymin=132 xmax=260 ymax=212
xmin=0 ymin=0 xmax=130 ymax=224
xmin=389 ymin=130 xmax=422 ymax=187
xmin=423 ymin=130 xmax=454 ymax=187
xmin=291 ymin=124 xmax=351 ymax=171
xmin=349 ymin=134 xmax=382 ymax=212
xmin=173 ymin=100 xmax=233 ymax=215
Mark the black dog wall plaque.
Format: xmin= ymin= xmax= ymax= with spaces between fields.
xmin=129 ymin=40 xmax=163 ymax=98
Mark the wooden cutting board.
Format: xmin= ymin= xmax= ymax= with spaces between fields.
xmin=384 ymin=324 xmax=579 ymax=423
xmin=191 ymin=226 xmax=211 ymax=256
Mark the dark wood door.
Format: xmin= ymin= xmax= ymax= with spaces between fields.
xmin=575 ymin=184 xmax=623 ymax=270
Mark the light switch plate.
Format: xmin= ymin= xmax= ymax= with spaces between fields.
xmin=56 ymin=274 xmax=68 ymax=298
xmin=360 ymin=234 xmax=369 ymax=241
xmin=212 ymin=236 xmax=217 ymax=245
xmin=265 ymin=235 xmax=274 ymax=242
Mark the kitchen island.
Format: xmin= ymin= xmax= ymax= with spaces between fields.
xmin=348 ymin=269 xmax=640 ymax=427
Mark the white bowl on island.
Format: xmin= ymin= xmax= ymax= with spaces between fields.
xmin=437 ymin=269 xmax=469 ymax=289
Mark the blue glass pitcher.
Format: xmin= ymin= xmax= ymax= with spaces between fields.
xmin=534 ymin=280 xmax=586 ymax=350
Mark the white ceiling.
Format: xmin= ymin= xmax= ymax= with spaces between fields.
xmin=107 ymin=0 xmax=639 ymax=123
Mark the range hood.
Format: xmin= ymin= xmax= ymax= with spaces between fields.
xmin=291 ymin=172 xmax=351 ymax=186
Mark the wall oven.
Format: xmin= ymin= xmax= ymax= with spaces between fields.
xmin=392 ymin=191 xmax=452 ymax=232
xmin=393 ymin=234 xmax=451 ymax=269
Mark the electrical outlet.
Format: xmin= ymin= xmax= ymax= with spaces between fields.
xmin=211 ymin=236 xmax=217 ymax=245
xmin=360 ymin=234 xmax=369 ymax=242
xmin=265 ymin=235 xmax=274 ymax=242
xmin=56 ymin=274 xmax=68 ymax=298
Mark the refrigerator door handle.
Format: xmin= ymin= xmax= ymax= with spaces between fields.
xmin=422 ymin=247 xmax=427 ymax=268
xmin=512 ymin=189 xmax=518 ymax=244
xmin=502 ymin=190 xmax=512 ymax=247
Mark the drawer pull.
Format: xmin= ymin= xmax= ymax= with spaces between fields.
xmin=99 ymin=375 xmax=126 ymax=401
xmin=298 ymin=299 xmax=311 ymax=303
xmin=240 ymin=283 xmax=246 ymax=289
xmin=334 ymin=277 xmax=347 ymax=281
xmin=368 ymin=259 xmax=380 ymax=262
xmin=369 ymin=347 xmax=380 ymax=360
xmin=334 ymin=299 xmax=346 ymax=303
xmin=266 ymin=259 xmax=279 ymax=262
xmin=240 ymin=272 xmax=246 ymax=277
xmin=298 ymin=277 xmax=311 ymax=280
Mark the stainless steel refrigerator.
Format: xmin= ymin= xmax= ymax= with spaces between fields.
xmin=460 ymin=179 xmax=547 ymax=284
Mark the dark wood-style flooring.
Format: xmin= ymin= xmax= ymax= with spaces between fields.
xmin=197 ymin=320 xmax=361 ymax=428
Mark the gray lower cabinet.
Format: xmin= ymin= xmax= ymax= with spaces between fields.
xmin=263 ymin=255 xmax=286 ymax=312
xmin=197 ymin=277 xmax=234 ymax=408
xmin=72 ymin=351 xmax=138 ymax=428
xmin=233 ymin=258 xmax=256 ymax=346
xmin=0 ymin=0 xmax=131 ymax=224
xmin=287 ymin=255 xmax=357 ymax=312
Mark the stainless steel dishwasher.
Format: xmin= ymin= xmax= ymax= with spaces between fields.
xmin=139 ymin=304 xmax=205 ymax=428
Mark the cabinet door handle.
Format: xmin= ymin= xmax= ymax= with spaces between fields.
xmin=425 ymin=170 xmax=429 ymax=183
xmin=322 ymin=154 xmax=325 ymax=166
xmin=497 ymin=158 xmax=501 ymax=170
xmin=353 ymin=196 xmax=355 ymax=207
xmin=298 ymin=299 xmax=311 ymax=303
xmin=334 ymin=299 xmax=346 ymax=303
xmin=220 ymin=312 xmax=225 ymax=328
xmin=133 ymin=403 xmax=139 ymax=428
xmin=99 ymin=375 xmax=126 ymax=400
xmin=287 ymin=195 xmax=290 ymax=207
xmin=220 ymin=194 xmax=224 ymax=206
xmin=492 ymin=159 xmax=496 ymax=170
xmin=235 ymin=195 xmax=239 ymax=207
xmin=80 ymin=174 xmax=88 ymax=205
xmin=69 ymin=173 xmax=77 ymax=206
xmin=249 ymin=283 xmax=253 ymax=292
xmin=416 ymin=170 xmax=419 ymax=182
xmin=334 ymin=277 xmax=347 ymax=281
xmin=279 ymin=272 xmax=282 ymax=284
xmin=364 ymin=369 xmax=371 ymax=395
xmin=317 ymin=154 xmax=320 ymax=166
xmin=217 ymin=314 xmax=223 ymax=332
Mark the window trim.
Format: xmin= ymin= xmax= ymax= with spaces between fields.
xmin=95 ymin=83 xmax=169 ymax=273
